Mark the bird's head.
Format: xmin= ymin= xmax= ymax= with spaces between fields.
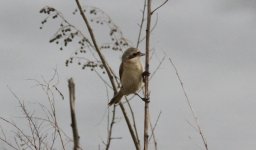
xmin=122 ymin=47 xmax=145 ymax=63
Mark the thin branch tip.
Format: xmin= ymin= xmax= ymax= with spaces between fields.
xmin=151 ymin=0 xmax=169 ymax=15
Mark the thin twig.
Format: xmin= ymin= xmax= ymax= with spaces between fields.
xmin=4 ymin=75 xmax=68 ymax=150
xmin=94 ymin=70 xmax=112 ymax=89
xmin=105 ymin=104 xmax=116 ymax=150
xmin=6 ymin=88 xmax=36 ymax=148
xmin=119 ymin=104 xmax=141 ymax=150
xmin=149 ymin=55 xmax=166 ymax=80
xmin=148 ymin=111 xmax=162 ymax=150
xmin=125 ymin=97 xmax=140 ymax=144
xmin=149 ymin=119 xmax=157 ymax=150
xmin=0 ymin=125 xmax=18 ymax=150
xmin=0 ymin=137 xmax=19 ymax=150
xmin=149 ymin=111 xmax=162 ymax=141
xmin=35 ymin=71 xmax=67 ymax=150
xmin=169 ymin=58 xmax=208 ymax=150
xmin=151 ymin=0 xmax=169 ymax=15
xmin=0 ymin=116 xmax=34 ymax=149
xmin=136 ymin=0 xmax=147 ymax=48
xmin=138 ymin=13 xmax=158 ymax=45
xmin=105 ymin=82 xmax=116 ymax=150
xmin=104 ymin=82 xmax=116 ymax=150
xmin=18 ymin=101 xmax=40 ymax=150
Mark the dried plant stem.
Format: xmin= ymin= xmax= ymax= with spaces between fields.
xmin=0 ymin=116 xmax=34 ymax=149
xmin=148 ymin=111 xmax=162 ymax=150
xmin=74 ymin=1 xmax=140 ymax=149
xmin=125 ymin=98 xmax=140 ymax=144
xmin=104 ymin=82 xmax=117 ymax=150
xmin=149 ymin=119 xmax=157 ymax=150
xmin=74 ymin=0 xmax=117 ymax=92
xmin=136 ymin=0 xmax=147 ymax=48
xmin=151 ymin=0 xmax=169 ymax=15
xmin=0 ymin=138 xmax=18 ymax=150
xmin=144 ymin=0 xmax=152 ymax=150
xmin=169 ymin=58 xmax=208 ymax=150
xmin=119 ymin=104 xmax=141 ymax=150
xmin=149 ymin=111 xmax=161 ymax=141
xmin=53 ymin=114 xmax=66 ymax=150
xmin=105 ymin=105 xmax=116 ymax=150
xmin=68 ymin=78 xmax=80 ymax=150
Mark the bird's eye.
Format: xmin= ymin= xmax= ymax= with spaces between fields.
xmin=128 ymin=52 xmax=138 ymax=59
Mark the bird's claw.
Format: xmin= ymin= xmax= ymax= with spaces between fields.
xmin=135 ymin=93 xmax=150 ymax=103
xmin=142 ymin=71 xmax=150 ymax=83
xmin=141 ymin=97 xmax=150 ymax=103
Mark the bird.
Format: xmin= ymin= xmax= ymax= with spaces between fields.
xmin=108 ymin=47 xmax=145 ymax=106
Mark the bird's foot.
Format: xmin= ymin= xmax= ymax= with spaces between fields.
xmin=142 ymin=71 xmax=150 ymax=83
xmin=141 ymin=97 xmax=150 ymax=103
xmin=135 ymin=93 xmax=150 ymax=103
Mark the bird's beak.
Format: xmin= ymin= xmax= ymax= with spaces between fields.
xmin=139 ymin=52 xmax=145 ymax=56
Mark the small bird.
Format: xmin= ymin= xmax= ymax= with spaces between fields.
xmin=108 ymin=47 xmax=145 ymax=106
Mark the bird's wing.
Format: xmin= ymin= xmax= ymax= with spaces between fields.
xmin=119 ymin=62 xmax=124 ymax=81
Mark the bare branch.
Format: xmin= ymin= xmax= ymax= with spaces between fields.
xmin=1 ymin=73 xmax=71 ymax=150
xmin=149 ymin=55 xmax=166 ymax=80
xmin=31 ymin=72 xmax=67 ymax=150
xmin=169 ymin=58 xmax=208 ymax=150
xmin=125 ymin=97 xmax=140 ymax=145
xmin=105 ymin=83 xmax=117 ymax=150
xmin=0 ymin=137 xmax=19 ymax=150
xmin=149 ymin=119 xmax=157 ymax=150
xmin=149 ymin=111 xmax=162 ymax=142
xmin=138 ymin=13 xmax=158 ymax=45
xmin=0 ymin=116 xmax=34 ymax=149
xmin=151 ymin=0 xmax=169 ymax=15
xmin=105 ymin=104 xmax=116 ymax=150
xmin=136 ymin=0 xmax=147 ymax=48
xmin=119 ymin=104 xmax=141 ymax=150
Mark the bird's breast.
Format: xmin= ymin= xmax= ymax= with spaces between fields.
xmin=121 ymin=61 xmax=143 ymax=95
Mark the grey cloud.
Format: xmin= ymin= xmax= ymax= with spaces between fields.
xmin=213 ymin=0 xmax=256 ymax=13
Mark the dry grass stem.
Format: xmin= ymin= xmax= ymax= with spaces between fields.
xmin=169 ymin=58 xmax=208 ymax=150
xmin=151 ymin=0 xmax=169 ymax=15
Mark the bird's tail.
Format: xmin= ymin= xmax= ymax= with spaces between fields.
xmin=108 ymin=91 xmax=123 ymax=106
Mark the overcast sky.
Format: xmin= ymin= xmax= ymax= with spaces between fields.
xmin=1 ymin=0 xmax=256 ymax=150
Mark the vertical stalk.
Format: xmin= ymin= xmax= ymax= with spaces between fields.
xmin=144 ymin=0 xmax=152 ymax=150
xmin=68 ymin=78 xmax=80 ymax=150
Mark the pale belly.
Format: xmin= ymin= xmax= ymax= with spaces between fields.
xmin=121 ymin=65 xmax=143 ymax=95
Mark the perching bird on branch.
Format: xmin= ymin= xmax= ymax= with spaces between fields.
xmin=108 ymin=47 xmax=145 ymax=106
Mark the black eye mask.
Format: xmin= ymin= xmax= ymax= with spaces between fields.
xmin=128 ymin=52 xmax=140 ymax=59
